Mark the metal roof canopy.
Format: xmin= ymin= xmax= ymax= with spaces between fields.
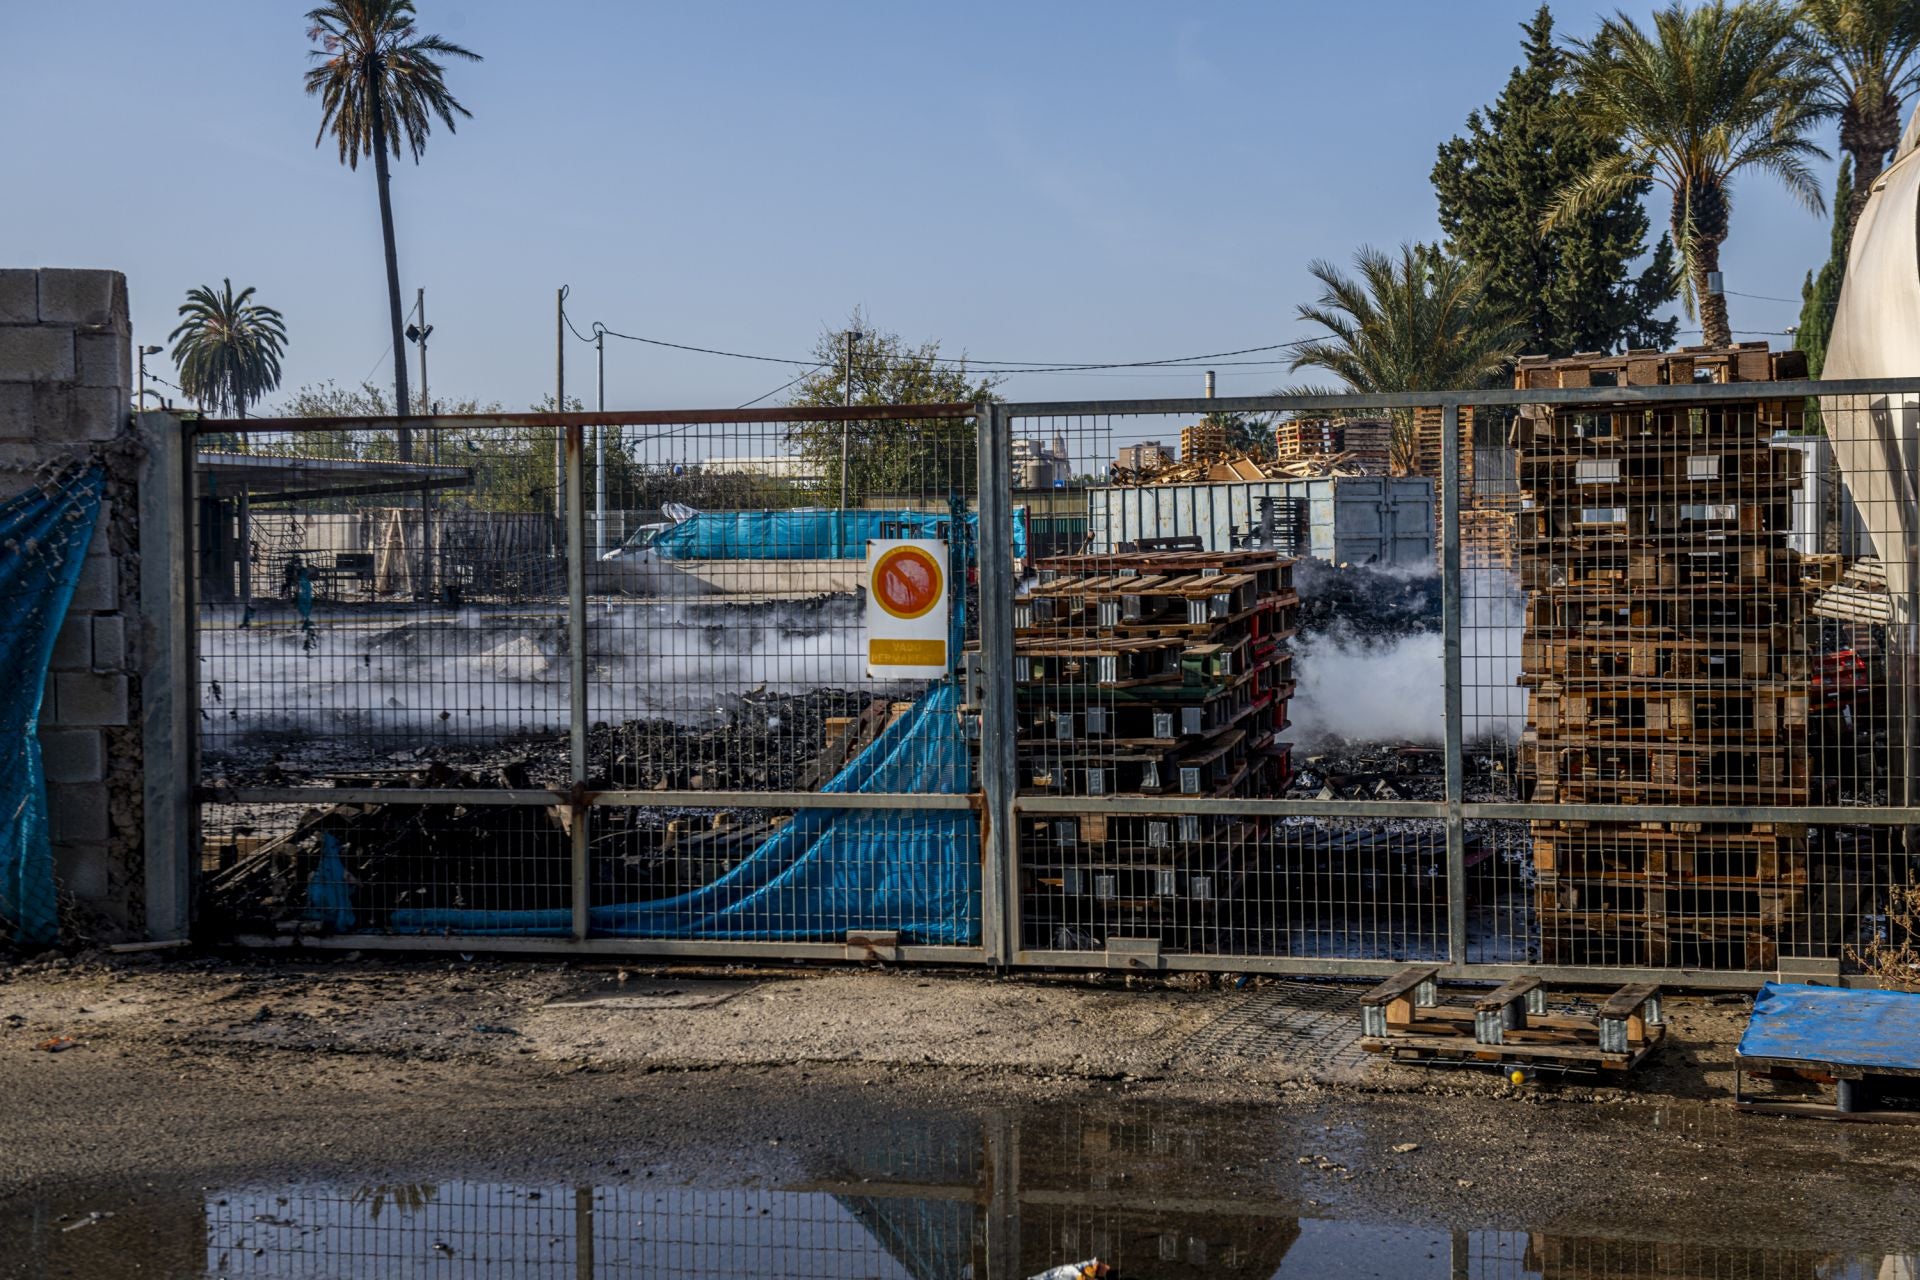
xmin=196 ymin=451 xmax=474 ymax=505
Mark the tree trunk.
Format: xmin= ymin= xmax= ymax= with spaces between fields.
xmin=1843 ymin=92 xmax=1903 ymax=243
xmin=369 ymin=79 xmax=413 ymax=460
xmin=1690 ymin=237 xmax=1731 ymax=348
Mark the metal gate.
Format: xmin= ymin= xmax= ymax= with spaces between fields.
xmin=187 ymin=373 xmax=1920 ymax=987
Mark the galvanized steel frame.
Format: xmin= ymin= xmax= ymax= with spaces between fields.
xmin=188 ymin=375 xmax=1920 ymax=987
xmin=993 ymin=376 xmax=1920 ymax=989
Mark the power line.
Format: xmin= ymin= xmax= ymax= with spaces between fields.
xmin=736 ymin=364 xmax=825 ymax=409
xmin=560 ymin=299 xmax=1314 ymax=373
xmin=1723 ymin=289 xmax=1800 ymax=304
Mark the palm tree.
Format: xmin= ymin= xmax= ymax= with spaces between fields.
xmin=1551 ymin=2 xmax=1828 ymax=348
xmin=167 ymin=280 xmax=289 ymax=419
xmin=1799 ymin=0 xmax=1920 ymax=234
xmin=1289 ymin=244 xmax=1523 ymax=471
xmin=304 ymin=0 xmax=479 ymax=451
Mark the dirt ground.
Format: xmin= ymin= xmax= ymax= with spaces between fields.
xmin=3 ymin=949 xmax=1918 ymax=1270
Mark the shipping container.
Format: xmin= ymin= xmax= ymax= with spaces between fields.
xmin=1086 ymin=476 xmax=1435 ymax=566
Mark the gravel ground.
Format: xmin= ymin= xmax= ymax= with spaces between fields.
xmin=1 ymin=951 xmax=1916 ymax=1275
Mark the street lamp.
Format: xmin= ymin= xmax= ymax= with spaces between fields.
xmin=137 ymin=345 xmax=161 ymax=414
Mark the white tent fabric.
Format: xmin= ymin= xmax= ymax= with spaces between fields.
xmin=1822 ymin=110 xmax=1920 ymax=632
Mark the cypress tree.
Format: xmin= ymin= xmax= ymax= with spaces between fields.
xmin=1433 ymin=6 xmax=1678 ymax=357
xmin=1797 ymin=159 xmax=1853 ymax=379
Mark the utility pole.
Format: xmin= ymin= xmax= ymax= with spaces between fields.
xmin=407 ymin=288 xmax=436 ymax=601
xmin=839 ymin=328 xmax=862 ymax=512
xmin=595 ymin=326 xmax=607 ymax=560
xmin=839 ymin=328 xmax=862 ymax=559
xmin=555 ymin=286 xmax=567 ymax=524
xmin=414 ymin=287 xmax=430 ymax=412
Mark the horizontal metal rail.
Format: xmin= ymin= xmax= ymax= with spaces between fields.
xmin=1001 ymin=375 xmax=1920 ymax=418
xmin=1012 ymin=950 xmax=1812 ymax=990
xmin=208 ymin=786 xmax=977 ymax=811
xmin=192 ymin=403 xmax=977 ymax=434
xmin=233 ymin=933 xmax=987 ymax=964
xmin=1015 ymin=796 xmax=1446 ymax=820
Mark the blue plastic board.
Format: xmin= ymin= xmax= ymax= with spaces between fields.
xmin=1737 ymin=981 xmax=1920 ymax=1072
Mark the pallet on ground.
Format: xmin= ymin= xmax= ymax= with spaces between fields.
xmin=1537 ymin=914 xmax=1788 ymax=969
xmin=1735 ymin=982 xmax=1920 ymax=1124
xmin=1358 ymin=967 xmax=1664 ymax=1072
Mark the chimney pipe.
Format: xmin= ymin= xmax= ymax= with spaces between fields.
xmin=1205 ymin=370 xmax=1216 ymax=399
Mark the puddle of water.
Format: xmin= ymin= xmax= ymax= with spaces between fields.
xmin=7 ymin=1099 xmax=1916 ymax=1279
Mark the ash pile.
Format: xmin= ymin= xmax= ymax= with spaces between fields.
xmin=203 ymin=687 xmax=915 ymax=934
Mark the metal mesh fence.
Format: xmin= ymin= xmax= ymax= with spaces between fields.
xmin=193 ymin=407 xmax=982 ymax=950
xmin=183 ymin=371 xmax=1920 ymax=981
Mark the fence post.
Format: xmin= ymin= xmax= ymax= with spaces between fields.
xmin=566 ymin=421 xmax=590 ymax=941
xmin=1441 ymin=402 xmax=1468 ymax=967
xmin=976 ymin=401 xmax=1019 ymax=966
xmin=140 ymin=411 xmax=196 ymax=939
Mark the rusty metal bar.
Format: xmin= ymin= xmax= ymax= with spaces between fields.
xmin=566 ymin=421 xmax=589 ymax=941
xmin=193 ymin=403 xmax=978 ymax=434
xmin=999 ymin=376 xmax=1920 ymax=419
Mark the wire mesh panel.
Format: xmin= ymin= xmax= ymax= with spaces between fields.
xmin=1461 ymin=354 xmax=1917 ymax=975
xmin=583 ymin=408 xmax=981 ymax=946
xmin=990 ymin=409 xmax=1450 ymax=968
xmin=189 ymin=405 xmax=985 ymax=951
xmin=194 ymin=423 xmax=574 ymax=784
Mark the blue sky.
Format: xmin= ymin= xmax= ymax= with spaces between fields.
xmin=2 ymin=2 xmax=1835 ymax=411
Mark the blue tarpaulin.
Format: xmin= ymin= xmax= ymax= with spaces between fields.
xmin=388 ymin=681 xmax=980 ymax=943
xmin=0 ymin=468 xmax=105 ymax=945
xmin=652 ymin=508 xmax=1027 ymax=561
xmin=1738 ymin=981 xmax=1920 ymax=1072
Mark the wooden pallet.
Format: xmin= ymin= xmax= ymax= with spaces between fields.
xmin=1530 ymin=822 xmax=1809 ymax=881
xmin=1518 ymin=444 xmax=1801 ymax=492
xmin=1513 ymin=342 xmax=1805 ymax=389
xmin=1526 ymin=592 xmax=1805 ymax=633
xmin=1359 ymin=968 xmax=1664 ymax=1072
xmin=1518 ymin=543 xmax=1801 ymax=592
xmin=1529 ymin=683 xmax=1809 ymax=741
xmin=1514 ymin=401 xmax=1804 ymax=452
xmin=1521 ymin=632 xmax=1808 ymax=682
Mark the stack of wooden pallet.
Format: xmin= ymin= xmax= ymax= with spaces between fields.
xmin=968 ymin=546 xmax=1299 ymax=944
xmin=1273 ymin=417 xmax=1392 ymax=469
xmin=1513 ymin=344 xmax=1820 ymax=969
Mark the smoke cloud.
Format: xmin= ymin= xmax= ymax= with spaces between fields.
xmin=199 ymin=596 xmax=918 ymax=755
xmin=1286 ymin=568 xmax=1527 ymax=750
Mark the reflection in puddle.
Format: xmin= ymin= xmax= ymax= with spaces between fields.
xmin=8 ymin=1105 xmax=1916 ymax=1279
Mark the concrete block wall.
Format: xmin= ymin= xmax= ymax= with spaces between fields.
xmin=0 ymin=268 xmax=144 ymax=938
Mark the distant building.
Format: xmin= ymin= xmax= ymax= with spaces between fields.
xmin=1116 ymin=441 xmax=1170 ymax=473
xmin=1012 ymin=435 xmax=1071 ymax=489
xmin=700 ymin=455 xmax=822 ymax=484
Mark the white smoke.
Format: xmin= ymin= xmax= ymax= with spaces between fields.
xmin=199 ymin=596 xmax=915 ymax=751
xmin=1286 ymin=568 xmax=1527 ymax=749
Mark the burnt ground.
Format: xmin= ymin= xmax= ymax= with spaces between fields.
xmin=3 ymin=950 xmax=1919 ymax=1275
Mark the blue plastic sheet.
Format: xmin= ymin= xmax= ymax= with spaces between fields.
xmin=653 ymin=508 xmax=1027 ymax=561
xmin=391 ymin=681 xmax=980 ymax=943
xmin=1738 ymin=981 xmax=1920 ymax=1072
xmin=0 ymin=468 xmax=105 ymax=945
